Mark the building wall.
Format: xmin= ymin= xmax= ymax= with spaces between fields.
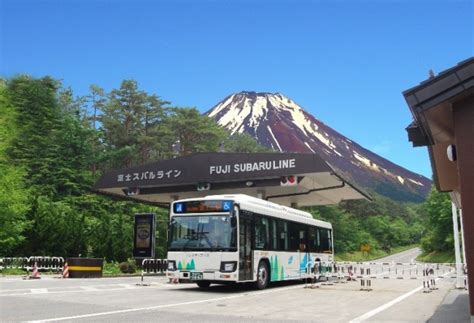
xmin=453 ymin=95 xmax=474 ymax=315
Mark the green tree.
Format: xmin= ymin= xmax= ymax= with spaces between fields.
xmin=87 ymin=84 xmax=106 ymax=178
xmin=420 ymin=188 xmax=453 ymax=253
xmin=165 ymin=107 xmax=227 ymax=156
xmin=101 ymin=80 xmax=148 ymax=168
xmin=0 ymin=80 xmax=31 ymax=255
xmin=7 ymin=76 xmax=63 ymax=195
xmin=137 ymin=94 xmax=170 ymax=163
xmin=100 ymin=80 xmax=170 ymax=169
xmin=310 ymin=206 xmax=361 ymax=253
xmin=223 ymin=133 xmax=272 ymax=153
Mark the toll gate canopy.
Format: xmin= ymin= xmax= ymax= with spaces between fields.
xmin=93 ymin=152 xmax=370 ymax=207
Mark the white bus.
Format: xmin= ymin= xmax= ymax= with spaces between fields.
xmin=166 ymin=194 xmax=333 ymax=289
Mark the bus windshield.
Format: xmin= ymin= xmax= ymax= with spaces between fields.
xmin=168 ymin=215 xmax=237 ymax=251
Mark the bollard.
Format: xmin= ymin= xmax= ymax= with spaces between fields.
xmin=423 ymin=266 xmax=431 ymax=293
xmin=312 ymin=262 xmax=321 ymax=287
xmin=360 ymin=267 xmax=365 ymax=290
xmin=156 ymin=259 xmax=162 ymax=274
xmin=321 ymin=262 xmax=332 ymax=286
xmin=137 ymin=259 xmax=150 ymax=286
xmin=366 ymin=267 xmax=372 ymax=291
xmin=305 ymin=263 xmax=311 ymax=289
xmin=429 ymin=267 xmax=437 ymax=290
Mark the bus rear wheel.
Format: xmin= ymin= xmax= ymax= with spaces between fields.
xmin=196 ymin=281 xmax=211 ymax=288
xmin=254 ymin=261 xmax=269 ymax=290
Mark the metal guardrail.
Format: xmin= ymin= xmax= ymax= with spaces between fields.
xmin=141 ymin=258 xmax=168 ymax=274
xmin=0 ymin=256 xmax=64 ymax=272
xmin=137 ymin=258 xmax=168 ymax=286
xmin=307 ymin=261 xmax=468 ymax=292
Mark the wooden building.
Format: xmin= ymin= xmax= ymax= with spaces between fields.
xmin=403 ymin=57 xmax=474 ymax=318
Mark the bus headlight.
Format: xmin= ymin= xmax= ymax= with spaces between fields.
xmin=167 ymin=261 xmax=176 ymax=271
xmin=220 ymin=261 xmax=237 ymax=272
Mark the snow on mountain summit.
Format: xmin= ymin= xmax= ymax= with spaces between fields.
xmin=209 ymin=92 xmax=313 ymax=134
xmin=207 ymin=91 xmax=431 ymax=202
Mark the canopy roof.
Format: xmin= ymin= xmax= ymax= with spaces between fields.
xmin=403 ymin=57 xmax=474 ymax=193
xmin=93 ymin=152 xmax=371 ymax=208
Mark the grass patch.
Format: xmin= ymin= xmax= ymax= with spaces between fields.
xmin=1 ymin=268 xmax=27 ymax=275
xmin=335 ymin=249 xmax=387 ymax=262
xmin=102 ymin=261 xmax=122 ymax=275
xmin=335 ymin=244 xmax=419 ymax=262
xmin=417 ymin=250 xmax=455 ymax=264
xmin=1 ymin=268 xmax=60 ymax=276
xmin=102 ymin=260 xmax=141 ymax=277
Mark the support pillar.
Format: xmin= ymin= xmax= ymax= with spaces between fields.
xmin=452 ymin=202 xmax=463 ymax=288
xmin=460 ymin=208 xmax=468 ymax=290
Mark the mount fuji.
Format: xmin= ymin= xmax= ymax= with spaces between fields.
xmin=207 ymin=91 xmax=431 ymax=202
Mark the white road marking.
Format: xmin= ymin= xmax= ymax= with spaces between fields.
xmin=349 ymin=270 xmax=454 ymax=323
xmin=349 ymin=286 xmax=423 ymax=323
xmin=118 ymin=284 xmax=135 ymax=289
xmin=27 ymin=284 xmax=304 ymax=322
xmin=30 ymin=288 xmax=48 ymax=294
xmin=80 ymin=286 xmax=98 ymax=291
xmin=0 ymin=285 xmax=162 ymax=297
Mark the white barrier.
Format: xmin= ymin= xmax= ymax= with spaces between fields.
xmin=309 ymin=261 xmax=466 ymax=292
xmin=0 ymin=257 xmax=64 ymax=272
xmin=138 ymin=258 xmax=168 ymax=286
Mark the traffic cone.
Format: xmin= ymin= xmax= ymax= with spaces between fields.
xmin=62 ymin=262 xmax=69 ymax=278
xmin=30 ymin=262 xmax=41 ymax=279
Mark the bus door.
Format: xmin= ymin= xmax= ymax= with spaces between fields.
xmin=239 ymin=214 xmax=252 ymax=281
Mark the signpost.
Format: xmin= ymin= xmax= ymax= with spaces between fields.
xmin=133 ymin=213 xmax=156 ymax=259
xmin=360 ymin=244 xmax=371 ymax=253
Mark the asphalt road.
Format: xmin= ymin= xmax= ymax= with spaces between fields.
xmin=0 ymin=248 xmax=461 ymax=322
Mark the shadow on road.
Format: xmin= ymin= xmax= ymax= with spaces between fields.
xmin=169 ymin=279 xmax=308 ymax=294
xmin=427 ymin=289 xmax=470 ymax=323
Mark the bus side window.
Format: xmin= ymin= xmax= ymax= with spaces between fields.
xmin=254 ymin=215 xmax=270 ymax=250
xmin=288 ymin=222 xmax=298 ymax=251
xmin=319 ymin=228 xmax=330 ymax=253
xmin=278 ymin=220 xmax=288 ymax=251
xmin=307 ymin=227 xmax=316 ymax=252
xmin=298 ymin=227 xmax=306 ymax=252
xmin=270 ymin=219 xmax=278 ymax=251
xmin=328 ymin=229 xmax=333 ymax=252
xmin=316 ymin=228 xmax=321 ymax=253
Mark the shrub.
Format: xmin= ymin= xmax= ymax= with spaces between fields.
xmin=119 ymin=260 xmax=137 ymax=274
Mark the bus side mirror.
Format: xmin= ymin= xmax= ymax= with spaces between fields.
xmin=230 ymin=211 xmax=237 ymax=227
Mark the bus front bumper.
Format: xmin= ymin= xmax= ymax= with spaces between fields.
xmin=166 ymin=270 xmax=238 ymax=282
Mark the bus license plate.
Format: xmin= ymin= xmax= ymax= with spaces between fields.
xmin=190 ymin=272 xmax=203 ymax=280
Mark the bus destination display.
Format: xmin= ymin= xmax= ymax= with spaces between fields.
xmin=173 ymin=200 xmax=233 ymax=214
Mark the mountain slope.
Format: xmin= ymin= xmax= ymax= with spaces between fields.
xmin=207 ymin=91 xmax=431 ymax=202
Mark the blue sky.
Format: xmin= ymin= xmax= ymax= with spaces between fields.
xmin=1 ymin=0 xmax=472 ymax=178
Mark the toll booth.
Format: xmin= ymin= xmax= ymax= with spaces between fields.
xmin=93 ymin=152 xmax=370 ymax=207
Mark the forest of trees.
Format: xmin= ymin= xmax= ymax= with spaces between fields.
xmin=0 ymin=75 xmax=454 ymax=261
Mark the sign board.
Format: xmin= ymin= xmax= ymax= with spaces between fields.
xmin=93 ymin=153 xmax=371 ymax=207
xmin=133 ymin=213 xmax=156 ymax=258
xmin=173 ymin=200 xmax=233 ymax=214
xmin=360 ymin=244 xmax=371 ymax=252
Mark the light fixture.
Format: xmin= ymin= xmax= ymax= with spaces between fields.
xmin=447 ymin=144 xmax=457 ymax=162
xmin=123 ymin=187 xmax=140 ymax=196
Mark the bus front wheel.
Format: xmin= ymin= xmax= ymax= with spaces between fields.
xmin=254 ymin=261 xmax=269 ymax=290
